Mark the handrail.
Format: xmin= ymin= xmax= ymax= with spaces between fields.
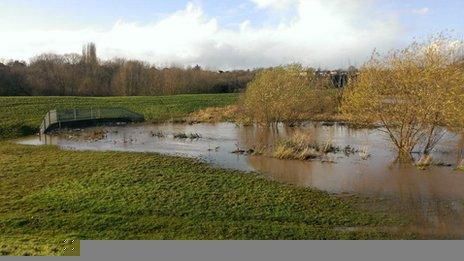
xmin=39 ymin=107 xmax=145 ymax=134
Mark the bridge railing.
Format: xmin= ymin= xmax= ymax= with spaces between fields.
xmin=39 ymin=107 xmax=145 ymax=134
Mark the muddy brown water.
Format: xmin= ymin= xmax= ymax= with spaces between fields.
xmin=18 ymin=122 xmax=464 ymax=238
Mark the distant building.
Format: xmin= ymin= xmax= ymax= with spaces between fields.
xmin=315 ymin=69 xmax=355 ymax=88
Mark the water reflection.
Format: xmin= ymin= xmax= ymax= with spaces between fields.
xmin=17 ymin=122 xmax=464 ymax=238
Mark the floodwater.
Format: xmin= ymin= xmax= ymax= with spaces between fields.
xmin=18 ymin=122 xmax=464 ymax=238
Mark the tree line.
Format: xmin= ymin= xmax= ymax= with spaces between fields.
xmin=0 ymin=43 xmax=254 ymax=96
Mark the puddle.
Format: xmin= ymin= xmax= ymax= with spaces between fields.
xmin=18 ymin=122 xmax=464 ymax=238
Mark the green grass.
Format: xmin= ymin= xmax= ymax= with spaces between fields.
xmin=0 ymin=94 xmax=238 ymax=140
xmin=0 ymin=94 xmax=416 ymax=255
xmin=0 ymin=143 xmax=408 ymax=255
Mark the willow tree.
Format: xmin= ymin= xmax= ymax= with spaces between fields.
xmin=241 ymin=64 xmax=339 ymax=125
xmin=342 ymin=36 xmax=464 ymax=161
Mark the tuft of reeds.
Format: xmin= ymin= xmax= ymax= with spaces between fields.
xmin=416 ymin=154 xmax=433 ymax=170
xmin=173 ymin=132 xmax=201 ymax=139
xmin=173 ymin=133 xmax=188 ymax=139
xmin=81 ymin=128 xmax=107 ymax=142
xmin=188 ymin=133 xmax=201 ymax=139
xmin=457 ymin=159 xmax=464 ymax=171
xmin=271 ymin=131 xmax=338 ymax=160
xmin=151 ymin=130 xmax=165 ymax=138
xmin=359 ymin=146 xmax=370 ymax=160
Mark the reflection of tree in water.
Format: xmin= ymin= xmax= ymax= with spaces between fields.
xmin=237 ymin=124 xmax=293 ymax=151
xmin=456 ymin=133 xmax=464 ymax=166
xmin=246 ymin=155 xmax=314 ymax=186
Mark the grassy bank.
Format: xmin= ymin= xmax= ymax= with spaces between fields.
xmin=0 ymin=94 xmax=238 ymax=140
xmin=0 ymin=143 xmax=409 ymax=255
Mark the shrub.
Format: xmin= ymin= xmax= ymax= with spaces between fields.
xmin=342 ymin=35 xmax=464 ymax=161
xmin=241 ymin=64 xmax=340 ymax=125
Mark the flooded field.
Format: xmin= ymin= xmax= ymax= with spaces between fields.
xmin=18 ymin=122 xmax=464 ymax=238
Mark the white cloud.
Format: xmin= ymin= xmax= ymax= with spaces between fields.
xmin=412 ymin=7 xmax=429 ymax=15
xmin=0 ymin=1 xmax=403 ymax=69
xmin=250 ymin=0 xmax=298 ymax=11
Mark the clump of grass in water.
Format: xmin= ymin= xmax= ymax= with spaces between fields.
xmin=150 ymin=130 xmax=165 ymax=138
xmin=188 ymin=133 xmax=201 ymax=139
xmin=272 ymin=131 xmax=339 ymax=160
xmin=416 ymin=154 xmax=433 ymax=170
xmin=173 ymin=132 xmax=201 ymax=139
xmin=415 ymin=154 xmax=453 ymax=170
xmin=456 ymin=159 xmax=464 ymax=171
xmin=250 ymin=145 xmax=267 ymax=156
xmin=83 ymin=128 xmax=107 ymax=142
xmin=173 ymin=133 xmax=188 ymax=139
xmin=359 ymin=146 xmax=370 ymax=160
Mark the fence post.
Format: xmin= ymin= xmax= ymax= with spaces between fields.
xmin=74 ymin=108 xmax=77 ymax=120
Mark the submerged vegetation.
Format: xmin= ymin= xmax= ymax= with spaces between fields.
xmin=229 ymin=130 xmax=351 ymax=162
xmin=457 ymin=160 xmax=464 ymax=171
xmin=173 ymin=132 xmax=201 ymax=139
xmin=416 ymin=155 xmax=434 ymax=170
xmin=272 ymin=131 xmax=338 ymax=160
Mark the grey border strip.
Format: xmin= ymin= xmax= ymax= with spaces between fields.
xmin=3 ymin=240 xmax=464 ymax=261
xmin=2 ymin=240 xmax=464 ymax=261
xmin=81 ymin=240 xmax=464 ymax=261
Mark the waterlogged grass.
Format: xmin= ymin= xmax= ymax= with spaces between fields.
xmin=0 ymin=94 xmax=238 ymax=140
xmin=272 ymin=131 xmax=338 ymax=160
xmin=0 ymin=143 xmax=408 ymax=255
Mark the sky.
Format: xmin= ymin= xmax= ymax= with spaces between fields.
xmin=1 ymin=0 xmax=463 ymax=69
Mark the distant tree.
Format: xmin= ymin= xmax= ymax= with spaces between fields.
xmin=112 ymin=60 xmax=151 ymax=96
xmin=0 ymin=42 xmax=255 ymax=96
xmin=28 ymin=54 xmax=72 ymax=95
xmin=0 ymin=61 xmax=30 ymax=95
xmin=82 ymin=42 xmax=98 ymax=65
